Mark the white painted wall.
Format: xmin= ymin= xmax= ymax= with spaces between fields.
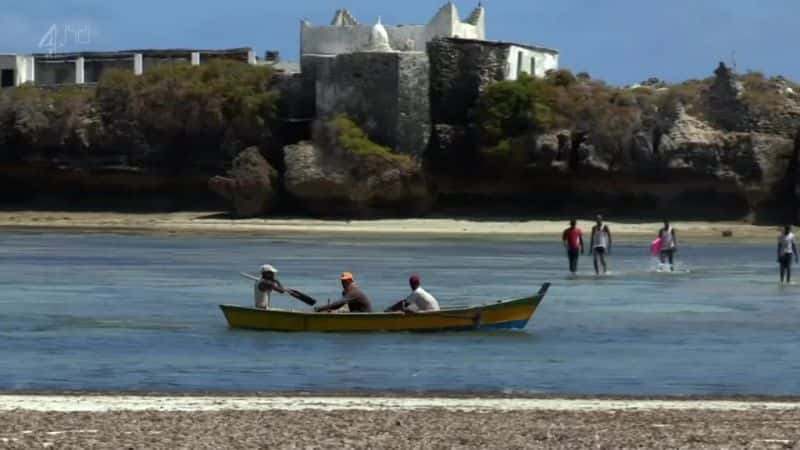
xmin=17 ymin=55 xmax=35 ymax=85
xmin=0 ymin=55 xmax=36 ymax=86
xmin=133 ymin=53 xmax=143 ymax=75
xmin=505 ymin=45 xmax=559 ymax=80
xmin=301 ymin=4 xmax=485 ymax=57
xmin=451 ymin=22 xmax=481 ymax=40
xmin=302 ymin=25 xmax=375 ymax=55
xmin=75 ymin=57 xmax=85 ymax=84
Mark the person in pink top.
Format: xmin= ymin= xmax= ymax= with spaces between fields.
xmin=562 ymin=219 xmax=585 ymax=274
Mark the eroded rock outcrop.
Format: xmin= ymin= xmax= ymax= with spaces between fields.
xmin=658 ymin=107 xmax=794 ymax=220
xmin=209 ymin=147 xmax=279 ymax=218
xmin=283 ymin=141 xmax=432 ymax=217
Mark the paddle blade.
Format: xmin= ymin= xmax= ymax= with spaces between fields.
xmin=288 ymin=289 xmax=317 ymax=306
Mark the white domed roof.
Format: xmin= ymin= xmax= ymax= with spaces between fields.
xmin=369 ymin=17 xmax=393 ymax=52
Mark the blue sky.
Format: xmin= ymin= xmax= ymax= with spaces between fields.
xmin=1 ymin=0 xmax=798 ymax=85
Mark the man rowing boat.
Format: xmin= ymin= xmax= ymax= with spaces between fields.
xmin=385 ymin=275 xmax=440 ymax=312
xmin=254 ymin=264 xmax=286 ymax=309
xmin=314 ymin=272 xmax=373 ymax=313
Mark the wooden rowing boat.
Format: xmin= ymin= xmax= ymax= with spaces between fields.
xmin=219 ymin=283 xmax=550 ymax=332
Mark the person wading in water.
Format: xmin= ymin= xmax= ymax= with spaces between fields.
xmin=777 ymin=225 xmax=799 ymax=284
xmin=590 ymin=215 xmax=612 ymax=275
xmin=658 ymin=220 xmax=678 ymax=271
xmin=562 ymin=219 xmax=584 ymax=275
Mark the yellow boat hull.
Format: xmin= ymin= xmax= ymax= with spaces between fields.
xmin=220 ymin=283 xmax=550 ymax=332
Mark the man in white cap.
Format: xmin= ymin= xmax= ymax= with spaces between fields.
xmin=254 ymin=264 xmax=286 ymax=309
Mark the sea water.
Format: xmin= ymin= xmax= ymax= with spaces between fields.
xmin=1 ymin=230 xmax=799 ymax=396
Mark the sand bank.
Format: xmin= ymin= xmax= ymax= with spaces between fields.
xmin=1 ymin=396 xmax=799 ymax=449
xmin=3 ymin=395 xmax=800 ymax=412
xmin=0 ymin=211 xmax=783 ymax=240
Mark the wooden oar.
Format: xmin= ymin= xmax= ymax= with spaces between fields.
xmin=239 ymin=273 xmax=317 ymax=306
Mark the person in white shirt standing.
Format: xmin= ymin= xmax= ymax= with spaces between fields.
xmin=254 ymin=264 xmax=286 ymax=309
xmin=777 ymin=225 xmax=799 ymax=284
xmin=385 ymin=275 xmax=440 ymax=312
xmin=590 ymin=215 xmax=612 ymax=275
xmin=659 ymin=220 xmax=678 ymax=272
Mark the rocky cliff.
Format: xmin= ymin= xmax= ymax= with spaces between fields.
xmin=2 ymin=57 xmax=800 ymax=223
xmin=282 ymin=117 xmax=432 ymax=217
xmin=426 ymin=61 xmax=800 ymax=222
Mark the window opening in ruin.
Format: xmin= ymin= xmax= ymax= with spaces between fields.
xmin=0 ymin=69 xmax=14 ymax=87
xmin=529 ymin=57 xmax=536 ymax=76
xmin=516 ymin=51 xmax=523 ymax=77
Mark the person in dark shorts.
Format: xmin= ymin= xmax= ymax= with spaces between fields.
xmin=777 ymin=225 xmax=799 ymax=284
xmin=562 ymin=219 xmax=584 ymax=274
xmin=590 ymin=215 xmax=612 ymax=275
xmin=658 ymin=220 xmax=678 ymax=271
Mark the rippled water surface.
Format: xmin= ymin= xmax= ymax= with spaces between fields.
xmin=1 ymin=230 xmax=799 ymax=395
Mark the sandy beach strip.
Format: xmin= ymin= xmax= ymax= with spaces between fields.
xmin=0 ymin=211 xmax=783 ymax=240
xmin=2 ymin=395 xmax=800 ymax=412
xmin=2 ymin=396 xmax=800 ymax=449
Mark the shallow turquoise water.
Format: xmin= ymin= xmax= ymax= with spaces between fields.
xmin=1 ymin=230 xmax=799 ymax=395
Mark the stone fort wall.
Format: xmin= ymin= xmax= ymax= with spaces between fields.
xmin=314 ymin=52 xmax=430 ymax=158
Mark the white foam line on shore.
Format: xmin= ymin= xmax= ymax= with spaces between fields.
xmin=1 ymin=396 xmax=800 ymax=413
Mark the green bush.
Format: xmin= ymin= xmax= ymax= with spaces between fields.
xmin=474 ymin=70 xmax=653 ymax=171
xmin=0 ymin=85 xmax=93 ymax=159
xmin=0 ymin=59 xmax=280 ymax=167
xmin=477 ymin=74 xmax=557 ymax=147
xmin=95 ymin=59 xmax=278 ymax=165
xmin=739 ymin=71 xmax=789 ymax=115
xmin=330 ymin=114 xmax=412 ymax=167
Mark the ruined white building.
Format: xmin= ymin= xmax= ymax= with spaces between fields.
xmin=0 ymin=49 xmax=257 ymax=88
xmin=302 ymin=3 xmax=485 ymax=56
xmin=300 ymin=2 xmax=559 ymax=80
xmin=296 ymin=2 xmax=561 ymax=157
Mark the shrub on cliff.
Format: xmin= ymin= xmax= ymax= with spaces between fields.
xmin=329 ymin=114 xmax=413 ymax=168
xmin=95 ymin=59 xmax=279 ymax=168
xmin=0 ymin=85 xmax=93 ymax=160
xmin=739 ymin=71 xmax=796 ymax=116
xmin=474 ymin=70 xmax=646 ymax=172
xmin=476 ymin=74 xmax=557 ymax=148
xmin=0 ymin=60 xmax=279 ymax=170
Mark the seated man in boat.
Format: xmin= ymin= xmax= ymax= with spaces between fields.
xmin=385 ymin=275 xmax=440 ymax=312
xmin=254 ymin=264 xmax=286 ymax=309
xmin=314 ymin=272 xmax=372 ymax=313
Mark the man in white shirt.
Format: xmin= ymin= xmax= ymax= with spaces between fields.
xmin=385 ymin=275 xmax=440 ymax=312
xmin=254 ymin=264 xmax=286 ymax=309
xmin=777 ymin=225 xmax=799 ymax=284
xmin=659 ymin=220 xmax=678 ymax=272
xmin=590 ymin=214 xmax=612 ymax=275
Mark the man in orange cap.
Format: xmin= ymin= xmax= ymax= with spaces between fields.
xmin=314 ymin=272 xmax=373 ymax=313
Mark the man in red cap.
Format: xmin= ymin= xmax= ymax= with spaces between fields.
xmin=314 ymin=272 xmax=373 ymax=313
xmin=385 ymin=275 xmax=440 ymax=312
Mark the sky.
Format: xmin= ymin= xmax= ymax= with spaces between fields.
xmin=1 ymin=0 xmax=799 ymax=85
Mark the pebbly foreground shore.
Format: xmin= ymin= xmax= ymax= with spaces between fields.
xmin=1 ymin=396 xmax=799 ymax=449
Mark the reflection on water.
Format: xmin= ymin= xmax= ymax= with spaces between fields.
xmin=1 ymin=230 xmax=800 ymax=395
